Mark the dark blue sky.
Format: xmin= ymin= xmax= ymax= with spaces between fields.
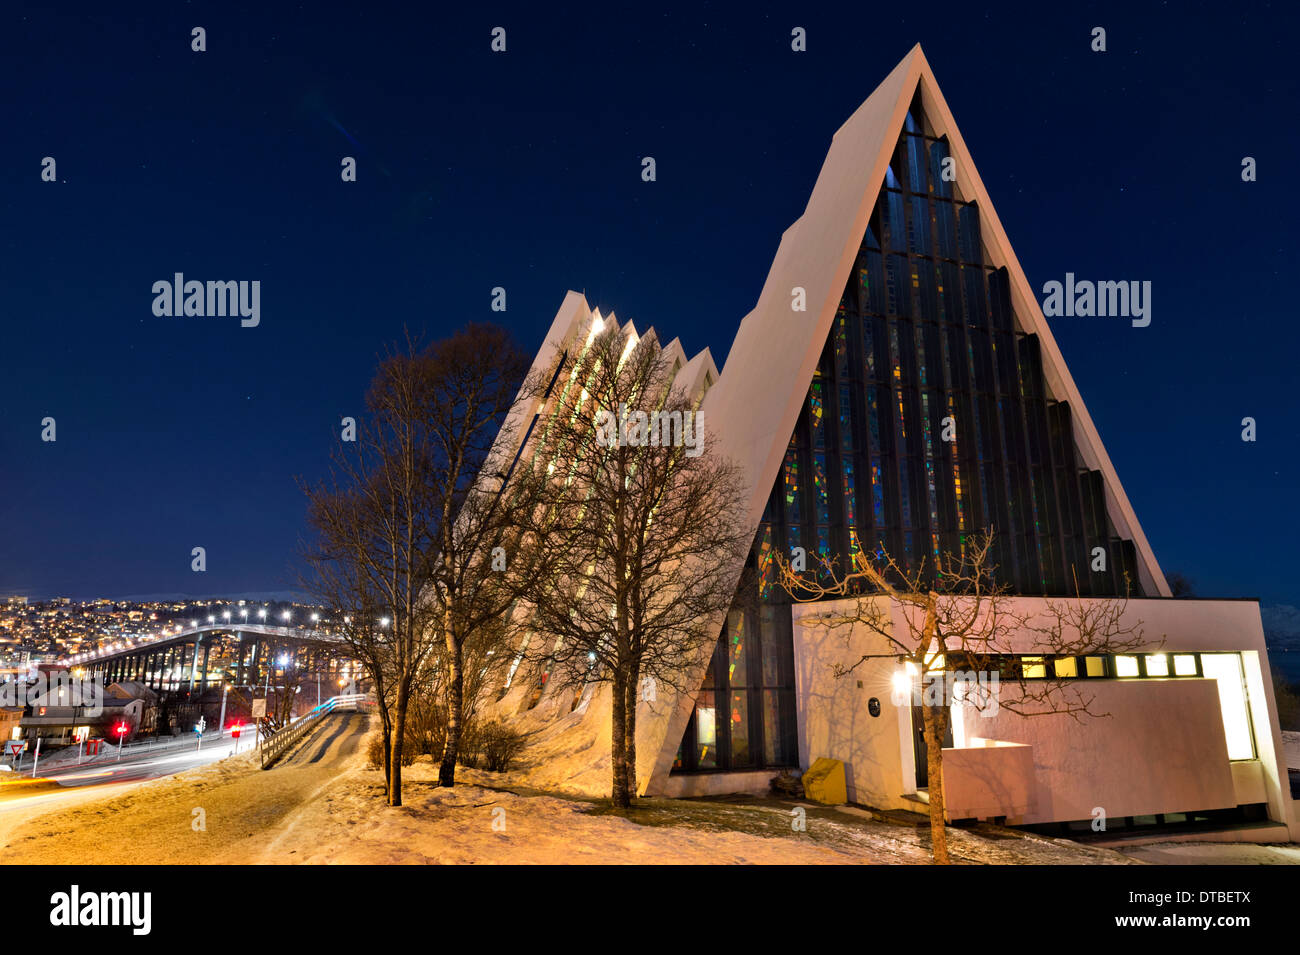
xmin=1 ymin=2 xmax=1296 ymax=611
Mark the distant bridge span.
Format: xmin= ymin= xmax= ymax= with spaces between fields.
xmin=66 ymin=623 xmax=354 ymax=696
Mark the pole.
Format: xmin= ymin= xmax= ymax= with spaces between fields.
xmin=78 ymin=735 xmax=84 ymax=765
xmin=217 ymin=684 xmax=228 ymax=736
xmin=30 ymin=736 xmax=41 ymax=777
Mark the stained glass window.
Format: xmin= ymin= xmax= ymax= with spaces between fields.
xmin=839 ymin=384 xmax=854 ymax=452
xmin=809 ymin=380 xmax=825 ymax=449
xmin=727 ymin=610 xmax=747 ymax=685
xmin=676 ymin=92 xmax=1147 ymax=777
xmin=695 ymin=691 xmax=717 ymax=769
xmin=812 ymin=452 xmax=829 ymax=525
xmin=756 ymin=524 xmax=774 ymax=600
xmin=783 ymin=450 xmax=801 ymax=524
xmin=730 ymin=691 xmax=751 ymax=767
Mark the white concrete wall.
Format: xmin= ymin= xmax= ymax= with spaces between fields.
xmin=791 ymin=596 xmax=915 ymax=810
xmin=956 ymin=678 xmax=1238 ymax=824
xmin=791 ymin=594 xmax=1296 ymax=833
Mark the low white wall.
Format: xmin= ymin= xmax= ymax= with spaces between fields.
xmin=956 ymin=679 xmax=1238 ymax=824
xmin=942 ymin=739 xmax=1035 ymax=820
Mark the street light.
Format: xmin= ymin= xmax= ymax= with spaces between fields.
xmin=258 ymin=608 xmax=267 ymax=621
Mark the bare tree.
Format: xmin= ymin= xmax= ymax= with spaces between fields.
xmin=303 ymin=325 xmax=533 ymax=803
xmin=417 ymin=326 xmax=536 ymax=787
xmin=775 ymin=531 xmax=1150 ymax=864
xmin=302 ymin=336 xmax=447 ymax=807
xmin=514 ymin=325 xmax=749 ymax=807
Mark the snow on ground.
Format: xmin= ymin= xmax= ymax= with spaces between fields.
xmin=256 ymin=722 xmax=1136 ymax=865
xmin=1120 ymin=842 xmax=1300 ymax=865
xmin=17 ymin=713 xmax=1284 ymax=865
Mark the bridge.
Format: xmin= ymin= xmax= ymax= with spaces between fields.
xmin=65 ymin=622 xmax=355 ymax=697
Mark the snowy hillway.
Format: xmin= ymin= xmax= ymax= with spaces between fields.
xmin=0 ymin=714 xmax=1294 ymax=865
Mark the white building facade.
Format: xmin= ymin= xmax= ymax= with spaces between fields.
xmin=483 ymin=46 xmax=1297 ymax=842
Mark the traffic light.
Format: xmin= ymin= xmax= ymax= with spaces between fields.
xmin=231 ymin=722 xmax=242 ymax=739
xmin=113 ymin=721 xmax=129 ymax=740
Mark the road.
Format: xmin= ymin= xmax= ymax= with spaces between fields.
xmin=0 ymin=733 xmax=259 ymax=801
xmin=0 ymin=711 xmax=368 ymax=864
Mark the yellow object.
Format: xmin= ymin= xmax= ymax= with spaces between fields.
xmin=801 ymin=758 xmax=847 ymax=805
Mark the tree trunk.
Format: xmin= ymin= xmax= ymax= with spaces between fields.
xmin=624 ymin=660 xmax=639 ymax=801
xmin=439 ymin=634 xmax=463 ymax=788
xmin=610 ymin=671 xmax=630 ymax=808
xmin=389 ymin=686 xmax=408 ymax=807
xmin=379 ymin=708 xmax=393 ymax=799
xmin=921 ymin=702 xmax=950 ymax=864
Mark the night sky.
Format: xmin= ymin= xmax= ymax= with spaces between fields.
xmin=2 ymin=2 xmax=1296 ymax=616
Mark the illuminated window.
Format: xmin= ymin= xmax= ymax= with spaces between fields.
xmin=695 ymin=691 xmax=717 ymax=769
xmin=1053 ymin=656 xmax=1078 ymax=678
xmin=1173 ymin=654 xmax=1198 ymax=676
xmin=1201 ymin=654 xmax=1255 ymax=760
xmin=1114 ymin=655 xmax=1140 ymax=677
xmin=1021 ymin=656 xmax=1046 ymax=679
xmin=730 ymin=691 xmax=751 ymax=767
xmin=1084 ymin=656 xmax=1107 ymax=677
xmin=1144 ymin=654 xmax=1169 ymax=677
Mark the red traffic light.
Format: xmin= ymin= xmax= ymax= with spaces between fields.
xmin=113 ymin=722 xmax=129 ymax=739
xmin=231 ymin=723 xmax=242 ymax=739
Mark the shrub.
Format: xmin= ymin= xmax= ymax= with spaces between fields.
xmin=479 ymin=721 xmax=527 ymax=773
xmin=457 ymin=721 xmax=483 ymax=769
xmin=366 ymin=731 xmax=418 ymax=770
